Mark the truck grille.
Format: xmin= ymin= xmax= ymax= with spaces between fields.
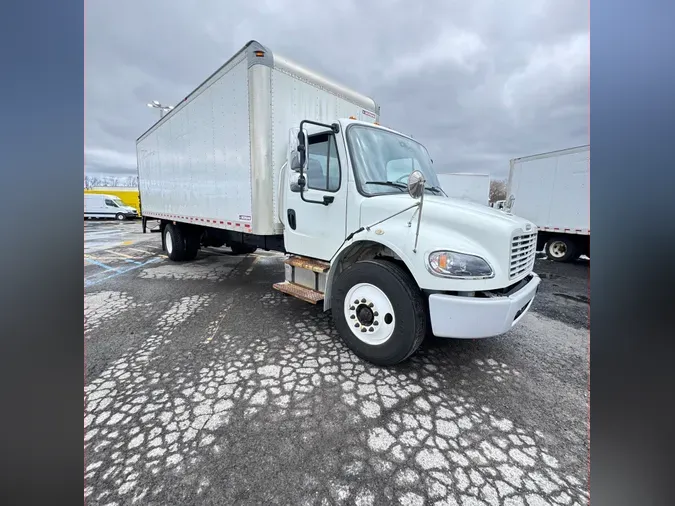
xmin=510 ymin=233 xmax=537 ymax=279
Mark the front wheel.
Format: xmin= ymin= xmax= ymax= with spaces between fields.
xmin=115 ymin=213 xmax=126 ymax=221
xmin=331 ymin=259 xmax=426 ymax=366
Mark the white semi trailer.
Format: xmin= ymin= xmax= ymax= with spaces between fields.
xmin=506 ymin=145 xmax=590 ymax=262
xmin=437 ymin=173 xmax=490 ymax=206
xmin=136 ymin=40 xmax=541 ymax=365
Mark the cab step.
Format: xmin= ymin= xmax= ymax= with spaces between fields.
xmin=273 ymin=282 xmax=324 ymax=304
xmin=284 ymin=256 xmax=330 ymax=273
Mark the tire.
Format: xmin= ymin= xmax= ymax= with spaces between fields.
xmin=115 ymin=213 xmax=125 ymax=221
xmin=545 ymin=236 xmax=577 ymax=262
xmin=184 ymin=229 xmax=201 ymax=261
xmin=229 ymin=243 xmax=257 ymax=255
xmin=164 ymin=224 xmax=186 ymax=261
xmin=330 ymin=259 xmax=426 ymax=366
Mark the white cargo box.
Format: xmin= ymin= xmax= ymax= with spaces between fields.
xmin=437 ymin=173 xmax=490 ymax=206
xmin=507 ymin=145 xmax=590 ymax=235
xmin=136 ymin=40 xmax=379 ymax=236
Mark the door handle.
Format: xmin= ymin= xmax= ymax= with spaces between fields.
xmin=287 ymin=209 xmax=297 ymax=230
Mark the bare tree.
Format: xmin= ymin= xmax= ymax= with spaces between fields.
xmin=124 ymin=175 xmax=139 ymax=187
xmin=489 ymin=179 xmax=507 ymax=204
xmin=85 ymin=174 xmax=138 ymax=188
xmin=84 ymin=175 xmax=102 ymax=189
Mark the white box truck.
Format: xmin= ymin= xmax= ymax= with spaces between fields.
xmin=505 ymin=145 xmax=590 ymax=262
xmin=136 ymin=40 xmax=541 ymax=365
xmin=437 ymin=173 xmax=490 ymax=206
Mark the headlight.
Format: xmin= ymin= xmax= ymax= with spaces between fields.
xmin=426 ymin=250 xmax=494 ymax=279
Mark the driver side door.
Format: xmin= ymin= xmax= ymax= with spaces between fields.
xmin=283 ymin=131 xmax=348 ymax=261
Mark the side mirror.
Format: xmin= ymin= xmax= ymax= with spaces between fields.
xmin=288 ymin=127 xmax=308 ymax=173
xmin=290 ymin=152 xmax=303 ymax=172
xmin=290 ymin=174 xmax=306 ymax=193
xmin=407 ymin=170 xmax=426 ymax=199
xmin=297 ymin=130 xmax=308 ymax=166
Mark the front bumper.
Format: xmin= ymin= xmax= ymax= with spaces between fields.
xmin=428 ymin=273 xmax=541 ymax=339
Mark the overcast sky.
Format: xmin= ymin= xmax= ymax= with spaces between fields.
xmin=85 ymin=0 xmax=588 ymax=180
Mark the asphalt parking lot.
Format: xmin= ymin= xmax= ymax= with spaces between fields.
xmin=84 ymin=220 xmax=590 ymax=506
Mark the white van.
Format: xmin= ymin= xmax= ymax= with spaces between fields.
xmin=84 ymin=194 xmax=138 ymax=221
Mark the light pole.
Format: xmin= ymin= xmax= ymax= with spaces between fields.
xmin=147 ymin=100 xmax=174 ymax=118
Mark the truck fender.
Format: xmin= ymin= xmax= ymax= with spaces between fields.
xmin=323 ymin=237 xmax=418 ymax=311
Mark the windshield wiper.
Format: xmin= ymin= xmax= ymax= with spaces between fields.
xmin=425 ymin=186 xmax=444 ymax=195
xmin=365 ymin=181 xmax=407 ymax=192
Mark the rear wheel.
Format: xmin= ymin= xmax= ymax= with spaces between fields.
xmin=229 ymin=243 xmax=257 ymax=255
xmin=184 ymin=230 xmax=201 ymax=261
xmin=331 ymin=259 xmax=426 ymax=366
xmin=164 ymin=224 xmax=186 ymax=261
xmin=545 ymin=236 xmax=577 ymax=262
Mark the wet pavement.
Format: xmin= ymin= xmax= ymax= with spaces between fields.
xmin=84 ymin=220 xmax=590 ymax=506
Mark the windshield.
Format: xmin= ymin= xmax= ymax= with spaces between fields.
xmin=346 ymin=125 xmax=441 ymax=196
xmin=113 ymin=198 xmax=125 ymax=207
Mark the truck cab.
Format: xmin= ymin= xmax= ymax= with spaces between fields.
xmin=276 ymin=118 xmax=541 ymax=365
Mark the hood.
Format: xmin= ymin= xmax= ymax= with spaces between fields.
xmin=358 ymin=193 xmax=536 ymax=288
xmin=360 ymin=194 xmax=533 ymax=231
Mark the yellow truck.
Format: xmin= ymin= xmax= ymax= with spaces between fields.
xmin=84 ymin=187 xmax=141 ymax=214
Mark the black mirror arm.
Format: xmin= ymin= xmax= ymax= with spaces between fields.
xmin=296 ymin=173 xmax=333 ymax=206
xmin=301 ymin=190 xmax=333 ymax=206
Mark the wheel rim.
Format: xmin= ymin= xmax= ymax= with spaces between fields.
xmin=117 ymin=214 xmax=124 ymax=220
xmin=344 ymin=283 xmax=395 ymax=345
xmin=165 ymin=230 xmax=173 ymax=255
xmin=549 ymin=240 xmax=567 ymax=258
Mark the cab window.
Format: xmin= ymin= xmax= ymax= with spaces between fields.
xmin=105 ymin=199 xmax=117 ymax=207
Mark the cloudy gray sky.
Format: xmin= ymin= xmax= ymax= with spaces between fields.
xmin=85 ymin=0 xmax=588 ymax=180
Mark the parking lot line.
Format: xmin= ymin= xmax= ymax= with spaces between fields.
xmin=244 ymin=256 xmax=259 ymax=276
xmin=108 ymin=250 xmax=139 ymax=260
xmin=127 ymin=247 xmax=156 ymax=255
xmin=84 ymin=257 xmax=120 ymax=273
xmin=84 ymin=257 xmax=161 ymax=287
